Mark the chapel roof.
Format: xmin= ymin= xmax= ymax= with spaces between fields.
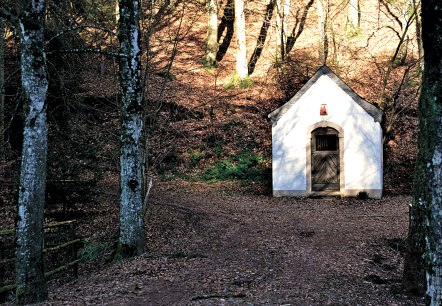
xmin=268 ymin=65 xmax=383 ymax=124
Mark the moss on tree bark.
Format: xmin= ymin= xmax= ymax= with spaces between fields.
xmin=403 ymin=1 xmax=442 ymax=304
xmin=117 ymin=0 xmax=145 ymax=258
xmin=15 ymin=0 xmax=49 ymax=304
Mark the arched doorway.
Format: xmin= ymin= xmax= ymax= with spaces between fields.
xmin=311 ymin=127 xmax=340 ymax=191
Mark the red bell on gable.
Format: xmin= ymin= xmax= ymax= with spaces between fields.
xmin=320 ymin=104 xmax=328 ymax=116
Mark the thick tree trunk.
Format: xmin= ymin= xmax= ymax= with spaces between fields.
xmin=317 ymin=0 xmax=328 ymax=64
xmin=15 ymin=0 xmax=49 ymax=304
xmin=403 ymin=0 xmax=442 ymax=303
xmin=205 ymin=0 xmax=218 ymax=68
xmin=403 ymin=191 xmax=428 ymax=295
xmin=117 ymin=0 xmax=145 ymax=258
xmin=234 ymin=0 xmax=248 ymax=80
xmin=0 ymin=17 xmax=4 ymax=163
xmin=420 ymin=1 xmax=442 ymax=303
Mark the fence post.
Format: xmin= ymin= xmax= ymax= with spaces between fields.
xmin=69 ymin=222 xmax=79 ymax=278
xmin=0 ymin=237 xmax=4 ymax=302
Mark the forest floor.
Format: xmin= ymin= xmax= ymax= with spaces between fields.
xmin=27 ymin=180 xmax=423 ymax=306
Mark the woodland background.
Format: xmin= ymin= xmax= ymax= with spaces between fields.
xmin=0 ymin=0 xmax=420 ymax=195
xmin=0 ymin=0 xmax=424 ymax=304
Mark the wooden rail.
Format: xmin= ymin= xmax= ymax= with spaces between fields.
xmin=0 ymin=220 xmax=81 ymax=297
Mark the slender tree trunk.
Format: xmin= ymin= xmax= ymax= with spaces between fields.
xmin=397 ymin=0 xmax=411 ymax=66
xmin=115 ymin=1 xmax=120 ymax=26
xmin=275 ymin=0 xmax=283 ymax=61
xmin=282 ymin=0 xmax=290 ymax=56
xmin=317 ymin=0 xmax=329 ymax=64
xmin=117 ymin=0 xmax=145 ymax=258
xmin=412 ymin=0 xmax=423 ymax=66
xmin=347 ymin=0 xmax=360 ymax=33
xmin=15 ymin=0 xmax=49 ymax=304
xmin=275 ymin=0 xmax=290 ymax=61
xmin=285 ymin=0 xmax=314 ymax=54
xmin=234 ymin=0 xmax=248 ymax=80
xmin=403 ymin=0 xmax=442 ymax=302
xmin=216 ymin=0 xmax=234 ymax=62
xmin=0 ymin=17 xmax=5 ymax=164
xmin=205 ymin=0 xmax=219 ymax=68
xmin=248 ymin=0 xmax=275 ymax=75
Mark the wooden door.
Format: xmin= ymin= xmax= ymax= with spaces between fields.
xmin=311 ymin=128 xmax=339 ymax=191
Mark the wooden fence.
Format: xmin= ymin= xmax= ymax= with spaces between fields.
xmin=0 ymin=220 xmax=82 ymax=297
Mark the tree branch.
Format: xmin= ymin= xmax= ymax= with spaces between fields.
xmin=385 ymin=25 xmax=401 ymax=40
xmin=46 ymin=48 xmax=124 ymax=58
xmin=379 ymin=0 xmax=402 ymax=29
xmin=0 ymin=7 xmax=18 ymax=25
xmin=47 ymin=25 xmax=117 ymax=44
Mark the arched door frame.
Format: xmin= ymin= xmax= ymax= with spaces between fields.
xmin=306 ymin=121 xmax=345 ymax=194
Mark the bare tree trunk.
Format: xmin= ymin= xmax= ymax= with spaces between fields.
xmin=117 ymin=0 xmax=145 ymax=258
xmin=115 ymin=0 xmax=120 ymax=26
xmin=205 ymin=0 xmax=219 ymax=68
xmin=15 ymin=0 xmax=49 ymax=304
xmin=216 ymin=0 xmax=234 ymax=62
xmin=275 ymin=0 xmax=290 ymax=61
xmin=317 ymin=0 xmax=329 ymax=64
xmin=397 ymin=0 xmax=412 ymax=65
xmin=403 ymin=0 xmax=442 ymax=301
xmin=418 ymin=1 xmax=442 ymax=303
xmin=411 ymin=0 xmax=423 ymax=66
xmin=403 ymin=187 xmax=428 ymax=295
xmin=0 ymin=17 xmax=4 ymax=164
xmin=275 ymin=0 xmax=283 ymax=62
xmin=248 ymin=0 xmax=275 ymax=74
xmin=347 ymin=0 xmax=360 ymax=34
xmin=234 ymin=0 xmax=248 ymax=80
xmin=285 ymin=0 xmax=314 ymax=54
xmin=282 ymin=0 xmax=290 ymax=57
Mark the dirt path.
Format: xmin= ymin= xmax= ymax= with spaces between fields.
xmin=43 ymin=184 xmax=423 ymax=305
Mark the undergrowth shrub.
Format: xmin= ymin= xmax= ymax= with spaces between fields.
xmin=201 ymin=150 xmax=269 ymax=183
xmin=189 ymin=149 xmax=204 ymax=168
xmin=78 ymin=240 xmax=114 ymax=261
xmin=224 ymin=72 xmax=254 ymax=89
